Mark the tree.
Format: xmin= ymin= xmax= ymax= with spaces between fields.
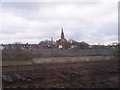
xmin=63 ymin=41 xmax=71 ymax=49
xmin=77 ymin=41 xmax=89 ymax=49
xmin=39 ymin=40 xmax=51 ymax=47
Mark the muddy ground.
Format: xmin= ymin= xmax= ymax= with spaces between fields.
xmin=2 ymin=59 xmax=119 ymax=88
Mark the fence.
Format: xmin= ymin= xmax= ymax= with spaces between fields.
xmin=31 ymin=48 xmax=115 ymax=57
xmin=2 ymin=48 xmax=116 ymax=61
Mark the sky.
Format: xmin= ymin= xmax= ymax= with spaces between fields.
xmin=0 ymin=0 xmax=119 ymax=45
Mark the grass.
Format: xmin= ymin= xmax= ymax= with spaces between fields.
xmin=2 ymin=59 xmax=33 ymax=66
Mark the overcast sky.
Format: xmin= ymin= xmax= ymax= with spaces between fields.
xmin=0 ymin=0 xmax=119 ymax=45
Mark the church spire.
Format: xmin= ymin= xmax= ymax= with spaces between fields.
xmin=61 ymin=28 xmax=64 ymax=39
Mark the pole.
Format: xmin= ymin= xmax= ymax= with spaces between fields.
xmin=51 ymin=38 xmax=53 ymax=57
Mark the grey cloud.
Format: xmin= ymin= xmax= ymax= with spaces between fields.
xmin=0 ymin=1 xmax=118 ymax=44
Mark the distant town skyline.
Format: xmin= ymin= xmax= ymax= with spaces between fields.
xmin=0 ymin=0 xmax=118 ymax=45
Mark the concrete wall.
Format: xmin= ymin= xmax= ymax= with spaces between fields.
xmin=33 ymin=56 xmax=115 ymax=64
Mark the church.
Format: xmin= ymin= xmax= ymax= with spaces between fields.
xmin=56 ymin=28 xmax=69 ymax=49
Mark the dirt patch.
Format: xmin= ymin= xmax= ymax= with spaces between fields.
xmin=2 ymin=59 xmax=119 ymax=88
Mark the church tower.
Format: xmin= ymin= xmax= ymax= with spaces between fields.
xmin=61 ymin=28 xmax=65 ymax=40
xmin=57 ymin=27 xmax=68 ymax=49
